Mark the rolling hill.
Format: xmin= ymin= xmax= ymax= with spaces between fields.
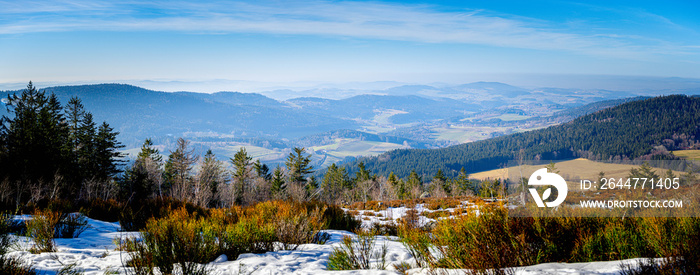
xmin=1 ymin=84 xmax=358 ymax=145
xmin=347 ymin=95 xmax=700 ymax=178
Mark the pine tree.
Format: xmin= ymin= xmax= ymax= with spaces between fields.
xmin=122 ymin=139 xmax=163 ymax=202
xmin=285 ymin=147 xmax=314 ymax=199
xmin=77 ymin=112 xmax=98 ymax=179
xmin=406 ymin=170 xmax=423 ymax=198
xmin=65 ymin=97 xmax=84 ymax=153
xmin=285 ymin=147 xmax=314 ymax=185
xmin=629 ymin=162 xmax=659 ymax=179
xmin=94 ymin=122 xmax=124 ymax=182
xmin=664 ymin=168 xmax=676 ymax=179
xmin=320 ymin=163 xmax=350 ymax=203
xmin=453 ymin=168 xmax=472 ymax=195
xmin=545 ymin=161 xmax=559 ymax=174
xmin=0 ymin=82 xmax=124 ymax=205
xmin=230 ymin=147 xmax=252 ymax=205
xmin=430 ymin=169 xmax=448 ymax=195
xmin=253 ymin=159 xmax=271 ymax=181
xmin=138 ymin=138 xmax=163 ymax=162
xmin=355 ymin=162 xmax=372 ymax=183
xmin=271 ymin=166 xmax=285 ymax=195
xmin=0 ymin=82 xmax=70 ymax=204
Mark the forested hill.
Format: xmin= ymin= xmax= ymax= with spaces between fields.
xmin=1 ymin=84 xmax=358 ymax=145
xmin=348 ymin=95 xmax=700 ymax=178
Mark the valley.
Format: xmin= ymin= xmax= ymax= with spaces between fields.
xmin=1 ymin=82 xmax=661 ymax=169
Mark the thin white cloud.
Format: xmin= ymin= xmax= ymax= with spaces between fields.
xmin=0 ymin=0 xmax=693 ymax=59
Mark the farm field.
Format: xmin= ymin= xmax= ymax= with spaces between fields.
xmin=470 ymin=158 xmax=686 ymax=184
xmin=673 ymin=149 xmax=700 ymax=160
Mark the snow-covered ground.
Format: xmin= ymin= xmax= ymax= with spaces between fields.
xmin=5 ymin=215 xmax=651 ymax=275
xmin=346 ymin=202 xmax=479 ymax=228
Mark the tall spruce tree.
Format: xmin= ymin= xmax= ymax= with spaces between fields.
xmin=253 ymin=159 xmax=271 ymax=181
xmin=285 ymin=147 xmax=314 ymax=185
xmin=77 ymin=113 xmax=98 ymax=180
xmin=94 ymin=122 xmax=124 ymax=182
xmin=271 ymin=166 xmax=285 ymax=195
xmin=230 ymin=147 xmax=252 ymax=205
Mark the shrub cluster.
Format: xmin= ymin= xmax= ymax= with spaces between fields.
xmin=127 ymin=207 xmax=216 ymax=275
xmin=302 ymin=202 xmax=360 ymax=232
xmin=398 ymin=206 xmax=700 ymax=274
xmin=118 ymin=197 xmax=209 ymax=231
xmin=26 ymin=209 xmax=89 ymax=254
xmin=327 ymin=230 xmax=387 ymax=270
xmin=126 ymin=201 xmax=356 ymax=274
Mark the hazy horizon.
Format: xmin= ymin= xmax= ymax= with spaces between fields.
xmin=2 ymin=73 xmax=700 ymax=101
xmin=2 ymin=1 xmax=699 ymax=92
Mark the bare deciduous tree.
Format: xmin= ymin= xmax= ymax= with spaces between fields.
xmin=194 ymin=150 xmax=227 ymax=208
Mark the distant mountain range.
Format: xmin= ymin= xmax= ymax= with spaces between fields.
xmin=0 ymin=83 xmax=483 ymax=146
xmin=0 ymin=84 xmax=356 ymax=145
xmin=1 ymin=82 xmax=697 ymax=167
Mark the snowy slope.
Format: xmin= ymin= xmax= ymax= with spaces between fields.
xmin=5 ymin=216 xmax=650 ymax=275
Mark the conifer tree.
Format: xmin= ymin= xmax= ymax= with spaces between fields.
xmin=0 ymin=82 xmax=70 ymax=204
xmin=355 ymin=162 xmax=372 ymax=183
xmin=122 ymin=138 xmax=162 ymax=202
xmin=0 ymin=82 xmax=124 ymax=205
xmin=285 ymin=147 xmax=314 ymax=185
xmin=230 ymin=147 xmax=252 ymax=205
xmin=271 ymin=166 xmax=285 ymax=195
xmin=77 ymin=113 xmax=98 ymax=179
xmin=94 ymin=122 xmax=124 ymax=182
xmin=253 ymin=159 xmax=271 ymax=181
xmin=321 ymin=163 xmax=350 ymax=203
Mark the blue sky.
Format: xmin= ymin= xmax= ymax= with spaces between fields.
xmin=1 ymin=0 xmax=699 ymax=91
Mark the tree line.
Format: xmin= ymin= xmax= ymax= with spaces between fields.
xmin=121 ymin=137 xmax=503 ymax=207
xmin=0 ymin=82 xmax=123 ymax=208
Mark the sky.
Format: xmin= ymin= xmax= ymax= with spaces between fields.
xmin=1 ymin=0 xmax=699 ymax=92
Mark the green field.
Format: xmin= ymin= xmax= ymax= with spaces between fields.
xmin=311 ymin=138 xmax=406 ymax=167
xmin=433 ymin=126 xmax=491 ymax=143
xmin=362 ymin=109 xmax=414 ymax=134
xmin=372 ymin=109 xmax=407 ymax=125
xmin=495 ymin=113 xmax=532 ymax=121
